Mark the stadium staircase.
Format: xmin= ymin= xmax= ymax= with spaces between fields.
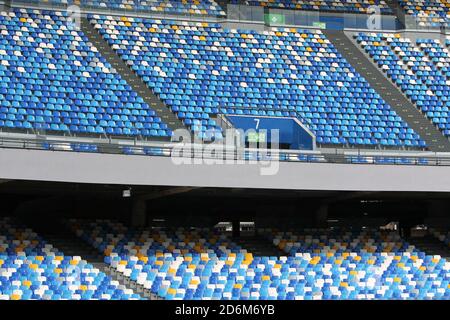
xmin=409 ymin=235 xmax=450 ymax=260
xmin=24 ymin=218 xmax=158 ymax=300
xmin=323 ymin=29 xmax=450 ymax=152
xmin=384 ymin=0 xmax=403 ymax=15
xmin=79 ymin=18 xmax=187 ymax=138
xmin=235 ymin=234 xmax=286 ymax=257
xmin=216 ymin=0 xmax=231 ymax=12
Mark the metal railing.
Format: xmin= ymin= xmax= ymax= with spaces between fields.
xmin=2 ymin=135 xmax=450 ymax=167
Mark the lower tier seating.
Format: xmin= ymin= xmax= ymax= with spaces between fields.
xmin=69 ymin=220 xmax=450 ymax=300
xmin=0 ymin=217 xmax=141 ymax=300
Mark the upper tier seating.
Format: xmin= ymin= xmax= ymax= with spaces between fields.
xmin=26 ymin=0 xmax=226 ymax=17
xmin=90 ymin=15 xmax=426 ymax=147
xmin=69 ymin=220 xmax=450 ymax=300
xmin=0 ymin=9 xmax=170 ymax=137
xmin=356 ymin=33 xmax=450 ymax=137
xmin=243 ymin=0 xmax=392 ymax=14
xmin=398 ymin=0 xmax=450 ymax=28
xmin=0 ymin=217 xmax=141 ymax=300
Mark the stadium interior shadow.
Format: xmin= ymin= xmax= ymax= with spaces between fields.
xmin=0 ymin=180 xmax=448 ymax=233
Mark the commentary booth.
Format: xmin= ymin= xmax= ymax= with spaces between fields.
xmin=224 ymin=115 xmax=316 ymax=151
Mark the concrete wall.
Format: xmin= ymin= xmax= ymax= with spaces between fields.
xmin=1 ymin=148 xmax=450 ymax=192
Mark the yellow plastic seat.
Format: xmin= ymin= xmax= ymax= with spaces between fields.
xmin=167 ymin=288 xmax=177 ymax=295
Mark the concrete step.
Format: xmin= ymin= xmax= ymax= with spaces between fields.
xmin=385 ymin=0 xmax=402 ymax=13
xmin=323 ymin=29 xmax=450 ymax=152
xmin=95 ymin=264 xmax=159 ymax=300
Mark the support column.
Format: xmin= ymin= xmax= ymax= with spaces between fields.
xmin=315 ymin=204 xmax=328 ymax=228
xmin=232 ymin=220 xmax=240 ymax=239
xmin=131 ymin=197 xmax=147 ymax=228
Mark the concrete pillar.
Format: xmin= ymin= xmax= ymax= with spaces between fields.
xmin=315 ymin=204 xmax=328 ymax=228
xmin=131 ymin=197 xmax=147 ymax=227
xmin=232 ymin=220 xmax=240 ymax=239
